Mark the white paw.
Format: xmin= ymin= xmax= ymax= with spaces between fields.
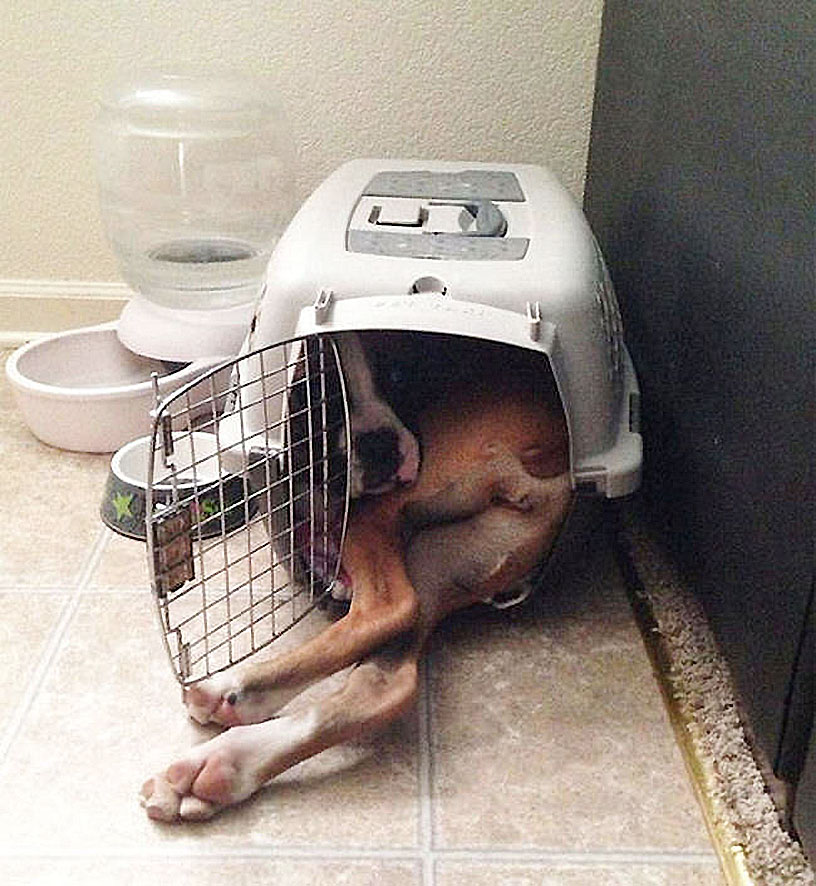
xmin=184 ymin=673 xmax=243 ymax=726
xmin=140 ymin=714 xmax=318 ymax=822
xmin=184 ymin=672 xmax=307 ymax=727
xmin=140 ymin=727 xmax=264 ymax=821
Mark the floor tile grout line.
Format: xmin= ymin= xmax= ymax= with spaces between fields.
xmin=0 ymin=846 xmax=721 ymax=865
xmin=413 ymin=848 xmax=720 ymax=865
xmin=0 ymin=593 xmax=80 ymax=770
xmin=0 ymin=528 xmax=108 ymax=771
xmin=0 ymin=847 xmax=425 ymax=863
xmin=417 ymin=655 xmax=436 ymax=886
xmin=0 ymin=585 xmax=83 ymax=594
xmin=75 ymin=526 xmax=112 ymax=591
xmin=0 ymin=522 xmax=110 ymax=596
xmin=75 ymin=528 xmax=156 ymax=595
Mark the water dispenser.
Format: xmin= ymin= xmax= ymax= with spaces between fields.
xmin=93 ymin=72 xmax=295 ymax=359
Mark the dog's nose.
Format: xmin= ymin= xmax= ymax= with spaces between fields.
xmin=355 ymin=427 xmax=402 ymax=491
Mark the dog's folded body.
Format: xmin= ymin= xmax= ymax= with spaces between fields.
xmin=141 ymin=333 xmax=573 ymax=822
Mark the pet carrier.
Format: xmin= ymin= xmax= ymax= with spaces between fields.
xmin=145 ymin=159 xmax=642 ymax=685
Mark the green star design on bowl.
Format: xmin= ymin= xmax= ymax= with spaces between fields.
xmin=112 ymin=491 xmax=134 ymax=520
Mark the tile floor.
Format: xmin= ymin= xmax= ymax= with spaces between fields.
xmin=0 ymin=350 xmax=724 ymax=885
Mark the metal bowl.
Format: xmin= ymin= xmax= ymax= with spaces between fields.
xmin=101 ymin=432 xmax=252 ymax=540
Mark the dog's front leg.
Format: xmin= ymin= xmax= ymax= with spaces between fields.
xmin=184 ymin=521 xmax=420 ymax=727
xmin=141 ymin=643 xmax=420 ymax=822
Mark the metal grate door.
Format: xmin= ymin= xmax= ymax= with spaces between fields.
xmin=145 ymin=334 xmax=351 ymax=685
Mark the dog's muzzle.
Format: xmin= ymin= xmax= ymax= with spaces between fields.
xmin=355 ymin=427 xmax=419 ymax=494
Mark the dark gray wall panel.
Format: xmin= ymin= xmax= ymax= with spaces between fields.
xmin=584 ymin=0 xmax=814 ymax=783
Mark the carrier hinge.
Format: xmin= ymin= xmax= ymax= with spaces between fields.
xmin=314 ymin=289 xmax=334 ymax=324
xmin=526 ymin=301 xmax=542 ymax=341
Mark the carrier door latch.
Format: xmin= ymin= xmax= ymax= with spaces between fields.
xmin=151 ymin=504 xmax=194 ymax=598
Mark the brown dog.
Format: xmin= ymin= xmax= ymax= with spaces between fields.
xmin=141 ymin=334 xmax=572 ymax=822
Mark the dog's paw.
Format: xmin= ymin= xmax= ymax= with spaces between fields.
xmin=140 ymin=727 xmax=266 ymax=822
xmin=184 ymin=673 xmax=300 ymax=727
xmin=184 ymin=674 xmax=245 ymax=727
xmin=140 ymin=715 xmax=316 ymax=822
xmin=317 ymin=578 xmax=351 ymax=618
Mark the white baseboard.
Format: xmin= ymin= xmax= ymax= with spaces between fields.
xmin=0 ymin=279 xmax=130 ymax=346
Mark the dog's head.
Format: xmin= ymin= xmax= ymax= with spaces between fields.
xmin=336 ymin=332 xmax=421 ymax=498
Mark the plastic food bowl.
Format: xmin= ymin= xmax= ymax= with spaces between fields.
xmin=5 ymin=322 xmax=227 ymax=452
xmin=100 ymin=432 xmax=252 ymax=539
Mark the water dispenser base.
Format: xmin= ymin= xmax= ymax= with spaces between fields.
xmin=116 ymin=295 xmax=255 ymax=362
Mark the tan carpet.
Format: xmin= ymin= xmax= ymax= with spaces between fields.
xmin=615 ymin=506 xmax=814 ymax=886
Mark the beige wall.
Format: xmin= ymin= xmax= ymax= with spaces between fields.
xmin=1 ymin=0 xmax=603 ymax=284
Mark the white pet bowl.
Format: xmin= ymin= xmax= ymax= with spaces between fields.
xmin=5 ymin=322 xmax=228 ymax=452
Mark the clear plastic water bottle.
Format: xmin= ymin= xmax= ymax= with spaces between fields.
xmin=94 ymin=73 xmax=295 ymax=310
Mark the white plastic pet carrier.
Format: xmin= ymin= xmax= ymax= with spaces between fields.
xmin=146 ymin=159 xmax=642 ymax=685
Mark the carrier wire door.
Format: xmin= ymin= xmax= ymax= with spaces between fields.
xmin=146 ymin=334 xmax=352 ymax=686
